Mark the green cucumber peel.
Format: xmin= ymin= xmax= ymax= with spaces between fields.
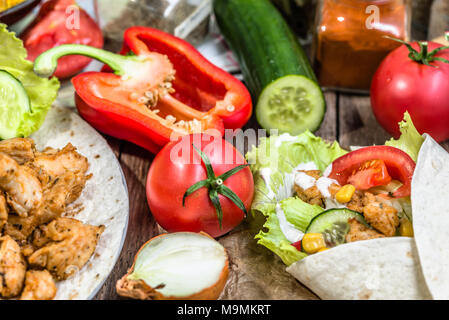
xmin=33 ymin=44 xmax=144 ymax=78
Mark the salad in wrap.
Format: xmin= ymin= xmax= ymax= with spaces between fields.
xmin=247 ymin=113 xmax=447 ymax=299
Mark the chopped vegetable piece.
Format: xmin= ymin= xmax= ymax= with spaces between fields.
xmin=335 ymin=184 xmax=356 ymax=204
xmin=329 ymin=146 xmax=415 ymax=198
xmin=347 ymin=159 xmax=392 ymax=191
xmin=302 ymin=233 xmax=326 ymax=254
xmin=399 ymin=219 xmax=414 ymax=237
xmin=0 ymin=70 xmax=31 ymax=139
xmin=305 ymin=209 xmax=368 ymax=248
xmin=257 ymin=75 xmax=326 ymax=135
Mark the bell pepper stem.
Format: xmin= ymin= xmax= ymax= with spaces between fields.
xmin=34 ymin=44 xmax=139 ymax=78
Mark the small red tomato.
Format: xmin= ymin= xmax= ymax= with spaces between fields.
xmin=329 ymin=146 xmax=415 ymax=198
xmin=146 ymin=134 xmax=254 ymax=238
xmin=21 ymin=0 xmax=103 ymax=79
xmin=371 ymin=40 xmax=449 ymax=142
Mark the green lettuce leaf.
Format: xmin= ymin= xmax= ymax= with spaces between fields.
xmin=385 ymin=112 xmax=424 ymax=162
xmin=281 ymin=197 xmax=323 ymax=233
xmin=0 ymin=24 xmax=60 ymax=139
xmin=248 ymin=132 xmax=346 ymax=265
xmin=255 ymin=211 xmax=308 ymax=266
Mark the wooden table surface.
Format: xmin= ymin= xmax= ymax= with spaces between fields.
xmin=93 ymin=91 xmax=449 ymax=300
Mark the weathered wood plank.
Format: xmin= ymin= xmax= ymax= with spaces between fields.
xmin=101 ymin=134 xmax=122 ymax=158
xmin=338 ymin=94 xmax=390 ymax=148
xmin=316 ymin=91 xmax=338 ymax=142
xmin=94 ymin=142 xmax=158 ymax=300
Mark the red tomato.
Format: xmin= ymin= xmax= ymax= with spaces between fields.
xmin=329 ymin=146 xmax=415 ymax=198
xmin=21 ymin=0 xmax=103 ymax=79
xmin=347 ymin=160 xmax=392 ymax=190
xmin=146 ymin=134 xmax=254 ymax=238
xmin=371 ymin=41 xmax=449 ymax=142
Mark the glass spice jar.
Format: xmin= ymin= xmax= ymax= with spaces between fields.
xmin=313 ymin=0 xmax=411 ymax=93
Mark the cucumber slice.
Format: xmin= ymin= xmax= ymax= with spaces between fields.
xmin=256 ymin=75 xmax=325 ymax=135
xmin=305 ymin=209 xmax=368 ymax=248
xmin=0 ymin=70 xmax=31 ymax=139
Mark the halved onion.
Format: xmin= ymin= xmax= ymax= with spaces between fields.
xmin=116 ymin=232 xmax=229 ymax=300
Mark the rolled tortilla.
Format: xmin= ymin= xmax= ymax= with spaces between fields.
xmin=411 ymin=135 xmax=449 ymax=300
xmin=286 ymin=237 xmax=431 ymax=300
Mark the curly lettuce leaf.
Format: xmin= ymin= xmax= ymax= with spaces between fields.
xmin=385 ymin=112 xmax=424 ymax=162
xmin=248 ymin=132 xmax=346 ymax=265
xmin=255 ymin=211 xmax=308 ymax=266
xmin=0 ymin=24 xmax=59 ymax=138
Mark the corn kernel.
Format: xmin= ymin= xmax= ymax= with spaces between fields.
xmin=399 ymin=219 xmax=414 ymax=237
xmin=335 ymin=184 xmax=356 ymax=203
xmin=302 ymin=233 xmax=326 ymax=254
xmin=318 ymin=247 xmax=329 ymax=253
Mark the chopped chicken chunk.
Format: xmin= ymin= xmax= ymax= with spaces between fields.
xmin=346 ymin=190 xmax=364 ymax=212
xmin=345 ymin=218 xmax=385 ymax=243
xmin=0 ymin=236 xmax=26 ymax=298
xmin=0 ymin=138 xmax=35 ymax=165
xmin=294 ymin=170 xmax=335 ymax=207
xmin=0 ymin=153 xmax=43 ymax=217
xmin=362 ymin=193 xmax=399 ymax=237
xmin=28 ymin=218 xmax=104 ymax=280
xmin=0 ymin=192 xmax=8 ymax=231
xmin=20 ymin=270 xmax=56 ymax=300
xmin=4 ymin=171 xmax=90 ymax=241
xmin=33 ymin=144 xmax=89 ymax=180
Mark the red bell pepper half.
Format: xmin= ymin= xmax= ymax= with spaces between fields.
xmin=33 ymin=27 xmax=252 ymax=153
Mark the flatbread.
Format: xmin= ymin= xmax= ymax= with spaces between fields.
xmin=31 ymin=106 xmax=129 ymax=300
xmin=286 ymin=238 xmax=431 ymax=300
xmin=411 ymin=135 xmax=449 ymax=299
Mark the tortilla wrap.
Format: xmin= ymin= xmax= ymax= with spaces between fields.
xmin=284 ymin=135 xmax=448 ymax=300
xmin=411 ymin=135 xmax=449 ymax=300
xmin=30 ymin=106 xmax=129 ymax=300
xmin=286 ymin=238 xmax=431 ymax=300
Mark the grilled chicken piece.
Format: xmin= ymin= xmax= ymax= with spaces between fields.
xmin=0 ymin=236 xmax=26 ymax=298
xmin=0 ymin=153 xmax=43 ymax=217
xmin=362 ymin=193 xmax=399 ymax=237
xmin=28 ymin=218 xmax=104 ymax=280
xmin=0 ymin=192 xmax=8 ymax=231
xmin=4 ymin=171 xmax=90 ymax=241
xmin=295 ymin=170 xmax=326 ymax=207
xmin=20 ymin=270 xmax=57 ymax=300
xmin=33 ymin=144 xmax=89 ymax=181
xmin=345 ymin=218 xmax=385 ymax=243
xmin=0 ymin=138 xmax=36 ymax=165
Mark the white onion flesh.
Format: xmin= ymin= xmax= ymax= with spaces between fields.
xmin=128 ymin=233 xmax=227 ymax=297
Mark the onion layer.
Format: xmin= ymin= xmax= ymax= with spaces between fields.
xmin=116 ymin=232 xmax=229 ymax=300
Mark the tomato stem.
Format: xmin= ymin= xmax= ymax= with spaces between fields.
xmin=182 ymin=145 xmax=249 ymax=229
xmin=385 ymin=36 xmax=449 ymax=67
